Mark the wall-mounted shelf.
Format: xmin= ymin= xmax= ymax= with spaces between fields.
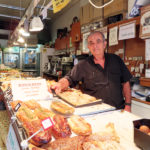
xmin=140 ymin=77 xmax=150 ymax=87
xmin=107 ymin=16 xmax=140 ymax=28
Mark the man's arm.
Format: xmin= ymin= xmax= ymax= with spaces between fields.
xmin=52 ymin=78 xmax=70 ymax=94
xmin=123 ymin=81 xmax=131 ymax=112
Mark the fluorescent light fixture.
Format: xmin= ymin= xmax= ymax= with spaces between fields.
xmin=29 ymin=16 xmax=44 ymax=32
xmin=17 ymin=36 xmax=25 ymax=43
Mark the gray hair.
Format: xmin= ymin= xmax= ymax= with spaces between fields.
xmin=88 ymin=31 xmax=105 ymax=42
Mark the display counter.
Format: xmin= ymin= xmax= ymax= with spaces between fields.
xmin=132 ymin=97 xmax=150 ymax=119
xmin=2 ymin=88 xmax=141 ymax=150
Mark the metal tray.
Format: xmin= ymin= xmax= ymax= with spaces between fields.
xmin=57 ymin=94 xmax=103 ymax=108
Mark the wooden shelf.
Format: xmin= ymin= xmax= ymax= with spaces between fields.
xmin=107 ymin=16 xmax=140 ymax=28
xmin=132 ymin=97 xmax=150 ymax=106
xmin=140 ymin=77 xmax=150 ymax=87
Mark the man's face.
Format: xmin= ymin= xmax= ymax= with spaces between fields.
xmin=87 ymin=33 xmax=106 ymax=57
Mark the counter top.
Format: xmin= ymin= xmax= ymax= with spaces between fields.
xmin=132 ymin=97 xmax=150 ymax=106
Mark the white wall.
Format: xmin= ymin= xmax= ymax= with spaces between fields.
xmin=50 ymin=0 xmax=89 ymax=42
xmin=0 ymin=39 xmax=8 ymax=47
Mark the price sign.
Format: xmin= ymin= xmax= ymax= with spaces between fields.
xmin=11 ymin=79 xmax=52 ymax=101
xmin=41 ymin=117 xmax=54 ymax=130
xmin=6 ymin=124 xmax=20 ymax=150
xmin=14 ymin=103 xmax=21 ymax=112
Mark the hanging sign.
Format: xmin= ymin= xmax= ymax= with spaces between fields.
xmin=11 ymin=79 xmax=52 ymax=101
xmin=109 ymin=26 xmax=118 ymax=46
xmin=119 ymin=21 xmax=136 ymax=40
xmin=52 ymin=0 xmax=71 ymax=13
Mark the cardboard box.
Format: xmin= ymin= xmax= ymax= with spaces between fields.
xmin=83 ymin=3 xmax=91 ymax=25
xmin=104 ymin=0 xmax=128 ymax=18
xmin=93 ymin=1 xmax=103 ymax=21
xmin=133 ymin=119 xmax=150 ymax=150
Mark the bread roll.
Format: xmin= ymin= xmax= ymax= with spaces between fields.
xmin=68 ymin=115 xmax=92 ymax=136
xmin=51 ymin=101 xmax=74 ymax=115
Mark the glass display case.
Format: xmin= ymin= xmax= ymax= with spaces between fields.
xmin=21 ymin=48 xmax=40 ymax=76
xmin=3 ymin=53 xmax=20 ymax=68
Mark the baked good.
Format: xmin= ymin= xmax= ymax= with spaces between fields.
xmin=51 ymin=101 xmax=74 ymax=115
xmin=23 ymin=119 xmax=52 ymax=146
xmin=52 ymin=114 xmax=71 ymax=139
xmin=34 ymin=107 xmax=55 ymax=120
xmin=82 ymin=123 xmax=122 ymax=150
xmin=10 ymin=100 xmax=24 ymax=110
xmin=24 ymin=100 xmax=41 ymax=110
xmin=68 ymin=115 xmax=92 ymax=136
xmin=42 ymin=136 xmax=85 ymax=150
xmin=16 ymin=105 xmax=52 ymax=146
xmin=58 ymin=89 xmax=97 ymax=106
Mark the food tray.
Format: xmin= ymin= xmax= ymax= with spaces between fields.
xmin=57 ymin=94 xmax=102 ymax=107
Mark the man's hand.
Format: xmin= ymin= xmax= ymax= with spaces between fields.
xmin=51 ymin=82 xmax=62 ymax=94
xmin=124 ymin=105 xmax=131 ymax=112
xmin=51 ymin=78 xmax=70 ymax=94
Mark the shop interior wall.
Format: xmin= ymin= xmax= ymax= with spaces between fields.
xmin=50 ymin=0 xmax=89 ymax=42
xmin=0 ymin=39 xmax=8 ymax=48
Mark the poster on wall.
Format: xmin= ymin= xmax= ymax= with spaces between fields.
xmin=145 ymin=39 xmax=150 ymax=60
xmin=119 ymin=21 xmax=136 ymax=40
xmin=140 ymin=4 xmax=150 ymax=39
xmin=82 ymin=32 xmax=90 ymax=53
xmin=109 ymin=26 xmax=118 ymax=46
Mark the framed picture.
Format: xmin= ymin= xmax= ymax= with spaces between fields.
xmin=140 ymin=4 xmax=150 ymax=39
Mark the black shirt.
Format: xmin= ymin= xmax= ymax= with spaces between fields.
xmin=65 ymin=53 xmax=132 ymax=109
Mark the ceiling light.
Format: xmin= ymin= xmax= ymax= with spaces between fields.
xmin=13 ymin=42 xmax=19 ymax=45
xmin=17 ymin=37 xmax=25 ymax=43
xmin=19 ymin=27 xmax=30 ymax=37
xmin=29 ymin=16 xmax=44 ymax=32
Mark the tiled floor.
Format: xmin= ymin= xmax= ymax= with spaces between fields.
xmin=0 ymin=110 xmax=9 ymax=150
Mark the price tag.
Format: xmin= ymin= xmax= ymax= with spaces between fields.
xmin=41 ymin=117 xmax=54 ymax=130
xmin=14 ymin=103 xmax=21 ymax=112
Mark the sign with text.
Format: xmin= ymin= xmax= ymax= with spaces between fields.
xmin=6 ymin=124 xmax=20 ymax=150
xmin=145 ymin=39 xmax=150 ymax=60
xmin=109 ymin=26 xmax=118 ymax=46
xmin=11 ymin=79 xmax=51 ymax=101
xmin=52 ymin=0 xmax=70 ymax=13
xmin=41 ymin=117 xmax=54 ymax=130
xmin=119 ymin=22 xmax=136 ymax=40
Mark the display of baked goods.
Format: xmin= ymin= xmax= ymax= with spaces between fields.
xmin=82 ymin=123 xmax=122 ymax=150
xmin=16 ymin=105 xmax=52 ymax=146
xmin=24 ymin=100 xmax=41 ymax=110
xmin=57 ymin=88 xmax=101 ymax=107
xmin=68 ymin=115 xmax=92 ymax=136
xmin=52 ymin=114 xmax=71 ymax=139
xmin=41 ymin=136 xmax=85 ymax=150
xmin=51 ymin=100 xmax=75 ymax=115
xmin=34 ymin=107 xmax=55 ymax=120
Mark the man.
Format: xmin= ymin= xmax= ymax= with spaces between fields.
xmin=52 ymin=31 xmax=132 ymax=112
